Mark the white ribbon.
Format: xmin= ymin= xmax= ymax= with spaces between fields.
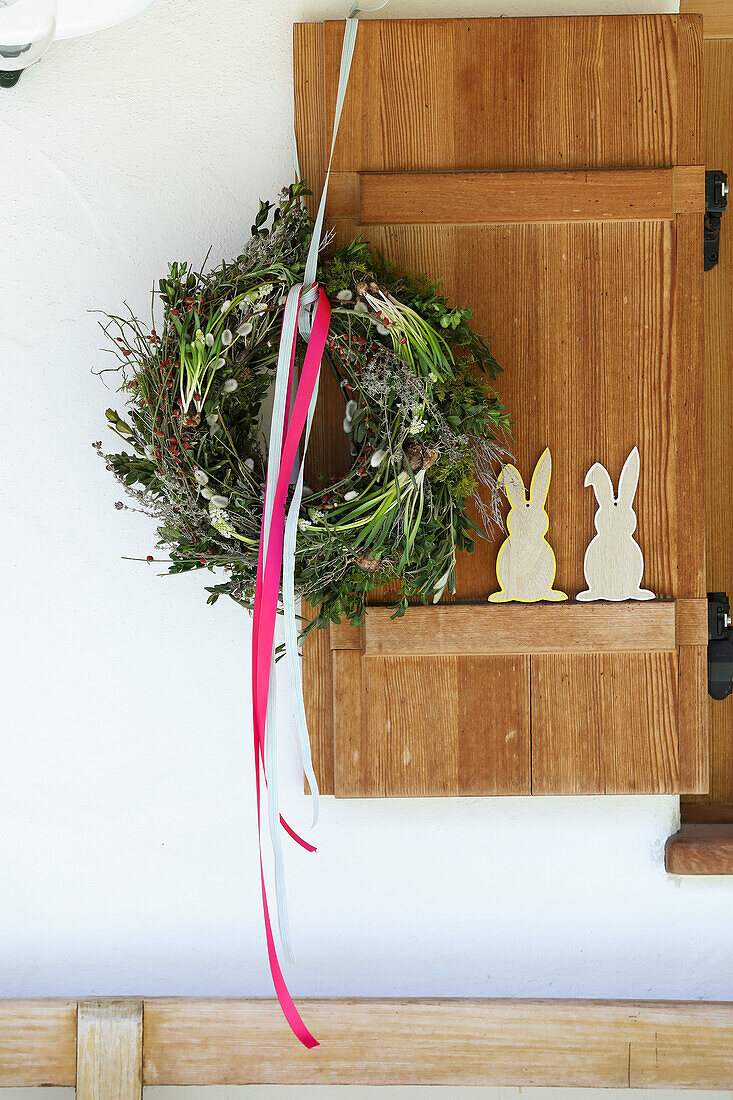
xmin=265 ymin=0 xmax=389 ymax=957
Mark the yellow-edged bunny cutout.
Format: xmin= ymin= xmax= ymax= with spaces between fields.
xmin=488 ymin=448 xmax=567 ymax=603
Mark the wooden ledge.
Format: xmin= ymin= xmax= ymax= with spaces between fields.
xmin=330 ymin=599 xmax=707 ymax=656
xmin=666 ymin=824 xmax=733 ymax=874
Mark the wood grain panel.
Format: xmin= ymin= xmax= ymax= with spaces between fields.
xmin=357 ymin=168 xmax=704 ymax=225
xmin=360 ymin=220 xmax=682 ymax=603
xmin=77 ymin=1000 xmax=143 ymax=1100
xmin=325 ymin=18 xmax=681 ymax=173
xmin=142 ymin=997 xmax=733 ymax=1087
xmin=532 ymin=652 xmax=679 ymax=794
xmin=0 ymin=999 xmax=77 ymax=1087
xmin=335 ymin=655 xmax=530 ymax=797
xmin=666 ymin=823 xmax=733 ymax=873
xmin=363 ymin=601 xmax=682 ymax=656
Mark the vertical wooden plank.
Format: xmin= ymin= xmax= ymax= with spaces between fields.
xmin=676 ymin=13 xmax=704 ymax=166
xmin=293 ymin=22 xmax=327 ymax=216
xmin=457 ymin=656 xmax=531 ymax=794
xmin=333 ymin=648 xmax=364 ymax=796
xmin=678 ymin=645 xmax=709 ymax=794
xmin=77 ymin=1000 xmax=143 ymax=1100
xmin=533 ymin=653 xmax=679 ymax=794
xmin=671 ymin=214 xmax=706 ymax=599
xmin=335 ymin=655 xmax=531 ymax=797
xmin=683 ymin=38 xmax=733 ymax=812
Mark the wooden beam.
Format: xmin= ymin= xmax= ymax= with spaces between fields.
xmin=142 ymin=998 xmax=733 ymax=1087
xmin=2 ymin=998 xmax=733 ymax=1087
xmin=347 ymin=168 xmax=705 ymax=226
xmin=76 ymin=1000 xmax=143 ymax=1100
xmin=361 ymin=600 xmax=703 ymax=658
xmin=666 ymin=823 xmax=733 ymax=873
xmin=0 ymin=999 xmax=77 ymax=1087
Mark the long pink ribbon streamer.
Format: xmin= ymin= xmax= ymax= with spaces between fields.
xmin=252 ymin=286 xmax=332 ymax=1048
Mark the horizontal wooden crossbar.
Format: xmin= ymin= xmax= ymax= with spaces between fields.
xmin=326 ymin=167 xmax=705 ymax=225
xmin=330 ymin=599 xmax=707 ymax=656
xmin=4 ymin=997 xmax=733 ymax=1089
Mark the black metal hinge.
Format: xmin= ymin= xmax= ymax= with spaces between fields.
xmin=705 ymin=170 xmax=728 ymax=271
xmin=708 ymin=592 xmax=733 ymax=699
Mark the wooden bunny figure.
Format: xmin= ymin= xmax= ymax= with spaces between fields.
xmin=488 ymin=448 xmax=567 ymax=603
xmin=577 ymin=446 xmax=655 ymax=602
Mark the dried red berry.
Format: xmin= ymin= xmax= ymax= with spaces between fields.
xmin=146 ymin=555 xmax=154 ymax=562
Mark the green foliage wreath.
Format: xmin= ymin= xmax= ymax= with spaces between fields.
xmin=97 ymin=183 xmax=510 ymax=634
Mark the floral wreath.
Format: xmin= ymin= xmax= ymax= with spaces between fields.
xmin=97 ymin=182 xmax=511 ymax=635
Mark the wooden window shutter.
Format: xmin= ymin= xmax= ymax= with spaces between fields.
xmin=294 ymin=14 xmax=708 ymax=798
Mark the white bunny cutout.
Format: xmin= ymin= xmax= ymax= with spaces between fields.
xmin=577 ymin=446 xmax=655 ymax=602
xmin=489 ymin=448 xmax=567 ymax=603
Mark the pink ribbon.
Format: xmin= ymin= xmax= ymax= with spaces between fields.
xmin=252 ymin=285 xmax=332 ymax=1047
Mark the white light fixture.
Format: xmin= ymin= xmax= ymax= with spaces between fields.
xmin=0 ymin=0 xmax=153 ymax=86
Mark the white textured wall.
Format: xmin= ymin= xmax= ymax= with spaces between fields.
xmin=3 ymin=0 xmax=732 ymax=1016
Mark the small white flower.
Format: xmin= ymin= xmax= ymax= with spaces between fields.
xmin=311 ymin=509 xmax=324 ymax=521
xmin=409 ymin=419 xmax=425 ymax=435
xmin=343 ymin=417 xmax=353 ymax=435
xmin=194 ymin=469 xmax=209 ymax=485
xmin=243 ymin=457 xmax=255 ymax=471
xmin=144 ymin=445 xmax=156 ymax=460
xmin=345 ymin=400 xmax=358 ymax=419
xmin=222 ymin=378 xmax=238 ymax=393
xmin=221 ymin=329 xmax=233 ymax=346
xmin=211 ymin=494 xmax=230 ymax=507
xmin=195 ymin=328 xmax=205 ymax=345
xmin=201 ymin=487 xmax=214 ymax=500
xmin=258 ymin=283 xmax=272 ymax=298
xmin=429 ymin=370 xmax=438 ymax=382
xmin=354 ymin=301 xmax=369 ymax=314
xmin=278 ymin=293 xmax=288 ymax=306
xmin=298 ymin=519 xmax=312 ymax=531
xmin=377 ymin=323 xmax=389 ymax=335
xmin=344 ymin=490 xmax=358 ymax=501
xmin=206 ymin=413 xmax=219 ymax=426
xmin=236 ymin=321 xmax=253 ymax=337
xmin=205 ymin=333 xmax=215 ymax=347
xmin=370 ymin=449 xmax=387 ymax=467
xmin=336 ymin=289 xmax=353 ymax=301
xmin=220 ymin=300 xmax=232 ymax=313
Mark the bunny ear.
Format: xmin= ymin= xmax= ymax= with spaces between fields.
xmin=617 ymin=446 xmax=641 ymax=509
xmin=528 ymin=448 xmax=552 ymax=508
xmin=499 ymin=463 xmax=526 ymax=509
xmin=584 ymin=461 xmax=615 ymax=507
